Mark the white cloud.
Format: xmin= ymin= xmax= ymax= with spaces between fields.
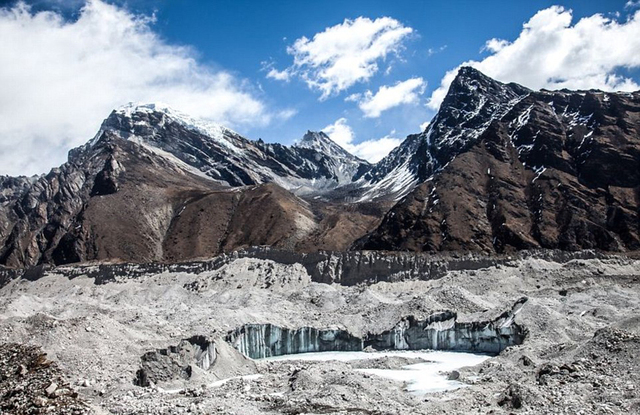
xmin=626 ymin=1 xmax=640 ymax=9
xmin=419 ymin=121 xmax=430 ymax=131
xmin=322 ymin=118 xmax=355 ymax=149
xmin=322 ymin=118 xmax=402 ymax=163
xmin=427 ymin=7 xmax=640 ymax=110
xmin=344 ymin=93 xmax=361 ymax=102
xmin=356 ymin=77 xmax=425 ymax=118
xmin=0 ymin=0 xmax=272 ymax=176
xmin=350 ymin=136 xmax=403 ymax=163
xmin=482 ymin=38 xmax=510 ymax=53
xmin=266 ymin=67 xmax=292 ymax=82
xmin=270 ymin=17 xmax=413 ymax=99
xmin=427 ymin=45 xmax=447 ymax=57
xmin=276 ymin=108 xmax=297 ymax=121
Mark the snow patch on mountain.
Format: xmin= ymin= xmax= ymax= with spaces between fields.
xmin=355 ymin=67 xmax=531 ymax=202
xmin=115 ymin=103 xmax=243 ymax=154
xmin=81 ymin=67 xmax=537 ymax=203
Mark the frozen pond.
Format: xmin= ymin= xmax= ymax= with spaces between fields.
xmin=262 ymin=350 xmax=490 ymax=394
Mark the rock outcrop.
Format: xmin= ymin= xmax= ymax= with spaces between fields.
xmin=0 ymin=343 xmax=91 ymax=414
xmin=134 ymin=336 xmax=216 ymax=387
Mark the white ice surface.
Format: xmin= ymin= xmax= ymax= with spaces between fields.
xmin=262 ymin=350 xmax=490 ymax=394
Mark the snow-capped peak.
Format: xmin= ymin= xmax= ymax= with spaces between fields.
xmin=113 ymin=102 xmax=241 ymax=153
xmin=294 ymin=131 xmax=366 ymax=162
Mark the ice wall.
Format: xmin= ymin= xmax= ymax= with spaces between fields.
xmin=227 ymin=325 xmax=362 ymax=359
xmin=228 ymin=299 xmax=528 ymax=359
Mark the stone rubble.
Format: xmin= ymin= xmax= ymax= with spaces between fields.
xmin=0 ymin=254 xmax=638 ymax=414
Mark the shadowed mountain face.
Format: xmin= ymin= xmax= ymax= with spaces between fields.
xmin=1 ymin=68 xmax=640 ymax=267
xmin=0 ymin=128 xmax=386 ymax=267
xmin=357 ymin=75 xmax=640 ymax=253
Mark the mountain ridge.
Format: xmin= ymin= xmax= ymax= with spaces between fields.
xmin=1 ymin=67 xmax=640 ymax=268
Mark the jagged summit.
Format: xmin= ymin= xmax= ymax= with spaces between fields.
xmin=296 ymin=130 xmax=331 ymax=147
xmin=430 ymin=66 xmax=530 ymax=150
xmin=93 ymin=102 xmax=242 ymax=152
xmin=449 ymin=66 xmax=528 ymax=93
xmin=355 ymin=66 xmax=531 ymax=201
xmin=84 ymin=104 xmax=372 ymax=192
xmin=453 ymin=65 xmax=501 ymax=83
xmin=115 ymin=103 xmax=239 ymax=140
xmin=294 ymin=131 xmax=366 ymax=163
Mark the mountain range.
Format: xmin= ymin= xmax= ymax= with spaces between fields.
xmin=1 ymin=67 xmax=639 ymax=268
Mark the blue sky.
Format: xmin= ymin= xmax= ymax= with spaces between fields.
xmin=0 ymin=0 xmax=639 ymax=174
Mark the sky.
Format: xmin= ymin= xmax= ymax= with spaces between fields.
xmin=1 ymin=0 xmax=639 ymax=175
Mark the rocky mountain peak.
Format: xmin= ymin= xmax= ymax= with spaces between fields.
xmin=299 ymin=130 xmax=331 ymax=144
xmin=71 ymin=103 xmax=375 ymax=195
xmin=438 ymin=67 xmax=530 ymax=123
xmin=428 ymin=68 xmax=530 ymax=151
xmin=355 ymin=67 xmax=532 ymax=202
xmin=447 ymin=66 xmax=529 ymax=97
xmin=97 ymin=103 xmax=244 ymax=152
xmin=452 ymin=66 xmax=500 ymax=86
xmin=294 ymin=130 xmax=365 ymax=163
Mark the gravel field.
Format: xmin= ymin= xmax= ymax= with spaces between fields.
xmin=0 ymin=253 xmax=639 ymax=414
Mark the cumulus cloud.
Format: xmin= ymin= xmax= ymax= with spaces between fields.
xmin=0 ymin=0 xmax=272 ymax=176
xmin=269 ymin=17 xmax=413 ymax=99
xmin=322 ymin=118 xmax=355 ymax=149
xmin=351 ymin=135 xmax=403 ymax=163
xmin=322 ymin=118 xmax=402 ymax=163
xmin=427 ymin=6 xmax=640 ymax=110
xmin=352 ymin=77 xmax=425 ymax=118
xmin=276 ymin=108 xmax=297 ymax=121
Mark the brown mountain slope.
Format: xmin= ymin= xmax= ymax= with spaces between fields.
xmin=356 ymin=88 xmax=640 ymax=253
xmin=0 ymin=132 xmax=384 ymax=268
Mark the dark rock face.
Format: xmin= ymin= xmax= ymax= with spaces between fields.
xmin=90 ymin=155 xmax=122 ymax=196
xmin=134 ymin=336 xmax=216 ymax=387
xmin=0 ymin=138 xmax=112 ymax=267
xmin=357 ymin=70 xmax=640 ymax=253
xmin=0 ymin=265 xmax=21 ymax=288
xmin=227 ymin=299 xmax=527 ymax=359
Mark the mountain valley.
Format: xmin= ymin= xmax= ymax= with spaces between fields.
xmin=1 ymin=67 xmax=639 ymax=415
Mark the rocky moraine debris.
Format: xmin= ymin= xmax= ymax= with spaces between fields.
xmin=0 ymin=343 xmax=91 ymax=414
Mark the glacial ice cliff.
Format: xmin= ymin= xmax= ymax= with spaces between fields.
xmin=227 ymin=325 xmax=362 ymax=359
xmin=227 ymin=299 xmax=528 ymax=359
